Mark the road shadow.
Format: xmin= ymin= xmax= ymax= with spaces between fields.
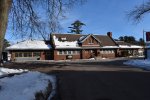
xmin=47 ymin=70 xmax=150 ymax=100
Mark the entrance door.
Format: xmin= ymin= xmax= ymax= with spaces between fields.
xmin=45 ymin=51 xmax=53 ymax=60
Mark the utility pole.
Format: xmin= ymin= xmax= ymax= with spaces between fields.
xmin=143 ymin=30 xmax=145 ymax=59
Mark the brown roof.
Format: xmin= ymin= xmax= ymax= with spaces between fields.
xmin=51 ymin=33 xmax=117 ymax=46
xmin=95 ymin=35 xmax=117 ymax=46
xmin=116 ymin=41 xmax=131 ymax=45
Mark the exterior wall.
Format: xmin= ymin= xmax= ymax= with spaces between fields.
xmin=82 ymin=49 xmax=98 ymax=59
xmin=40 ymin=51 xmax=45 ymax=60
xmin=9 ymin=49 xmax=117 ymax=61
xmin=82 ymin=36 xmax=100 ymax=47
xmin=54 ymin=50 xmax=81 ymax=60
xmin=117 ymin=49 xmax=140 ymax=57
xmin=52 ymin=35 xmax=117 ymax=60
xmin=97 ymin=49 xmax=116 ymax=58
xmin=9 ymin=50 xmax=52 ymax=61
xmin=82 ymin=50 xmax=89 ymax=59
xmin=100 ymin=53 xmax=115 ymax=58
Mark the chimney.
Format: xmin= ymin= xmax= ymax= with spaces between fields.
xmin=107 ymin=32 xmax=112 ymax=38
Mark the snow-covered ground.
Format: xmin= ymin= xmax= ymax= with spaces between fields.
xmin=124 ymin=59 xmax=150 ymax=70
xmin=0 ymin=67 xmax=28 ymax=77
xmin=0 ymin=71 xmax=56 ymax=100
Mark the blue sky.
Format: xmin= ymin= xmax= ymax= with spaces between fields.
xmin=60 ymin=0 xmax=150 ymax=40
xmin=5 ymin=0 xmax=150 ymax=42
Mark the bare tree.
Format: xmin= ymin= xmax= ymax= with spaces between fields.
xmin=128 ymin=0 xmax=150 ymax=23
xmin=0 ymin=0 xmax=86 ymax=66
xmin=0 ymin=0 xmax=11 ymax=66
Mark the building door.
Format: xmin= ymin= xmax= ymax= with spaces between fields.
xmin=90 ymin=50 xmax=97 ymax=58
xmin=45 ymin=51 xmax=53 ymax=60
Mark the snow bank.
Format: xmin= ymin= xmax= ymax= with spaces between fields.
xmin=0 ymin=72 xmax=56 ymax=100
xmin=124 ymin=59 xmax=150 ymax=70
xmin=0 ymin=67 xmax=28 ymax=76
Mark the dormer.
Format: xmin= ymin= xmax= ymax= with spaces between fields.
xmin=78 ymin=34 xmax=101 ymax=47
xmin=58 ymin=37 xmax=67 ymax=42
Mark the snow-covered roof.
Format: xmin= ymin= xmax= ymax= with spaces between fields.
xmin=119 ymin=45 xmax=143 ymax=49
xmin=116 ymin=41 xmax=143 ymax=49
xmin=101 ymin=46 xmax=119 ymax=49
xmin=53 ymin=35 xmax=79 ymax=48
xmin=6 ymin=40 xmax=51 ymax=50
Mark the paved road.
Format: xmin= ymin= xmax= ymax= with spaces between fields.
xmin=47 ymin=60 xmax=150 ymax=100
xmin=53 ymin=71 xmax=150 ymax=100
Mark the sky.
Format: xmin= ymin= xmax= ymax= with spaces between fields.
xmin=5 ymin=0 xmax=150 ymax=43
xmin=59 ymin=0 xmax=150 ymax=40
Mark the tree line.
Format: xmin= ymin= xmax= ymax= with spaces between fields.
xmin=117 ymin=36 xmax=145 ymax=46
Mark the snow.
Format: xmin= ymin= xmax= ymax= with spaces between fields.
xmin=6 ymin=40 xmax=51 ymax=50
xmin=119 ymin=45 xmax=143 ymax=49
xmin=101 ymin=46 xmax=119 ymax=48
xmin=146 ymin=42 xmax=150 ymax=48
xmin=89 ymin=58 xmax=95 ymax=60
xmin=0 ymin=67 xmax=28 ymax=77
xmin=79 ymin=35 xmax=87 ymax=41
xmin=53 ymin=35 xmax=79 ymax=48
xmin=124 ymin=59 xmax=150 ymax=70
xmin=0 ymin=71 xmax=56 ymax=100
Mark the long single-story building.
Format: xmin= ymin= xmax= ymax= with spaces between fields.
xmin=6 ymin=40 xmax=52 ymax=61
xmin=115 ymin=41 xmax=143 ymax=57
xmin=6 ymin=32 xmax=143 ymax=61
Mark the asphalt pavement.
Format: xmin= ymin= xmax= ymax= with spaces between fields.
xmin=47 ymin=59 xmax=150 ymax=100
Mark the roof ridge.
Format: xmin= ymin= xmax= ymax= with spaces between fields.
xmin=52 ymin=33 xmax=109 ymax=36
xmin=52 ymin=33 xmax=84 ymax=35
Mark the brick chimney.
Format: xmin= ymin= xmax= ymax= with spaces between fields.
xmin=107 ymin=32 xmax=112 ymax=38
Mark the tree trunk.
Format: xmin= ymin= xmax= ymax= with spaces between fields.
xmin=0 ymin=0 xmax=11 ymax=66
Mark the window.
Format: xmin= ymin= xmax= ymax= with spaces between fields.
xmin=64 ymin=50 xmax=67 ymax=55
xmin=68 ymin=51 xmax=72 ymax=55
xmin=89 ymin=38 xmax=94 ymax=44
xmin=111 ymin=50 xmax=114 ymax=53
xmin=19 ymin=52 xmax=22 ymax=57
xmin=15 ymin=52 xmax=33 ymax=57
xmin=59 ymin=50 xmax=63 ymax=55
xmin=58 ymin=50 xmax=66 ymax=55
xmin=28 ymin=52 xmax=32 ymax=57
xmin=90 ymin=50 xmax=94 ymax=53
xmin=33 ymin=52 xmax=40 ymax=57
xmin=15 ymin=53 xmax=19 ymax=57
xmin=24 ymin=52 xmax=28 ymax=57
xmin=58 ymin=50 xmax=80 ymax=55
xmin=73 ymin=51 xmax=76 ymax=54
xmin=76 ymin=51 xmax=80 ymax=54
xmin=100 ymin=50 xmax=103 ymax=54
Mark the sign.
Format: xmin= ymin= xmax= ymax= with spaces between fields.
xmin=146 ymin=32 xmax=150 ymax=41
